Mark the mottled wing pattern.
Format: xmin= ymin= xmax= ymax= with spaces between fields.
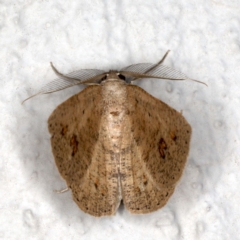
xmin=48 ymin=86 xmax=120 ymax=216
xmin=120 ymin=85 xmax=191 ymax=213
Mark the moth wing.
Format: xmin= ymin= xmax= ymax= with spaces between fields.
xmin=120 ymin=85 xmax=191 ymax=213
xmin=48 ymin=86 xmax=120 ymax=216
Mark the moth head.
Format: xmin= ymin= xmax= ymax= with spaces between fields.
xmin=100 ymin=71 xmax=127 ymax=83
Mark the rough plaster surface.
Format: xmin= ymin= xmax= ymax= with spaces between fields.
xmin=1 ymin=0 xmax=240 ymax=239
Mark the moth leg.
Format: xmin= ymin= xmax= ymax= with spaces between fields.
xmin=54 ymin=187 xmax=69 ymax=193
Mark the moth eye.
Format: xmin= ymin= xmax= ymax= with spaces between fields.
xmin=118 ymin=74 xmax=125 ymax=80
xmin=101 ymin=75 xmax=107 ymax=81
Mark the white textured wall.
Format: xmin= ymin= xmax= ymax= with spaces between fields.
xmin=1 ymin=0 xmax=240 ymax=239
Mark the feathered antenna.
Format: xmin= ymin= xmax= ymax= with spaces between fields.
xmin=22 ymin=50 xmax=206 ymax=104
xmin=22 ymin=65 xmax=106 ymax=103
xmin=120 ymin=50 xmax=207 ymax=85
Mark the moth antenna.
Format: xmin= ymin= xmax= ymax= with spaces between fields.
xmin=122 ymin=50 xmax=171 ymax=82
xmin=21 ymin=93 xmax=41 ymax=104
xmin=131 ymin=50 xmax=171 ymax=81
xmin=121 ymin=50 xmax=207 ymax=86
xmin=50 ymin=62 xmax=80 ymax=82
xmin=129 ymin=50 xmax=170 ymax=81
xmin=146 ymin=50 xmax=171 ymax=73
xmin=125 ymin=71 xmax=207 ymax=86
xmin=22 ymin=53 xmax=206 ymax=105
xmin=157 ymin=50 xmax=171 ymax=65
xmin=50 ymin=63 xmax=108 ymax=85
xmin=22 ymin=63 xmax=106 ymax=103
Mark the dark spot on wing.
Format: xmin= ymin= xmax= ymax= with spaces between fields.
xmin=70 ymin=134 xmax=79 ymax=157
xmin=159 ymin=138 xmax=167 ymax=159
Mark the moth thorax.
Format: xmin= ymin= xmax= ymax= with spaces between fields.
xmin=102 ymin=80 xmax=127 ymax=102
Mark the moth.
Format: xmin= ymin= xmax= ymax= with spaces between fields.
xmin=25 ymin=51 xmax=204 ymax=217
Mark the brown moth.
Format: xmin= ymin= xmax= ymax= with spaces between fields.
xmin=26 ymin=51 xmax=205 ymax=217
